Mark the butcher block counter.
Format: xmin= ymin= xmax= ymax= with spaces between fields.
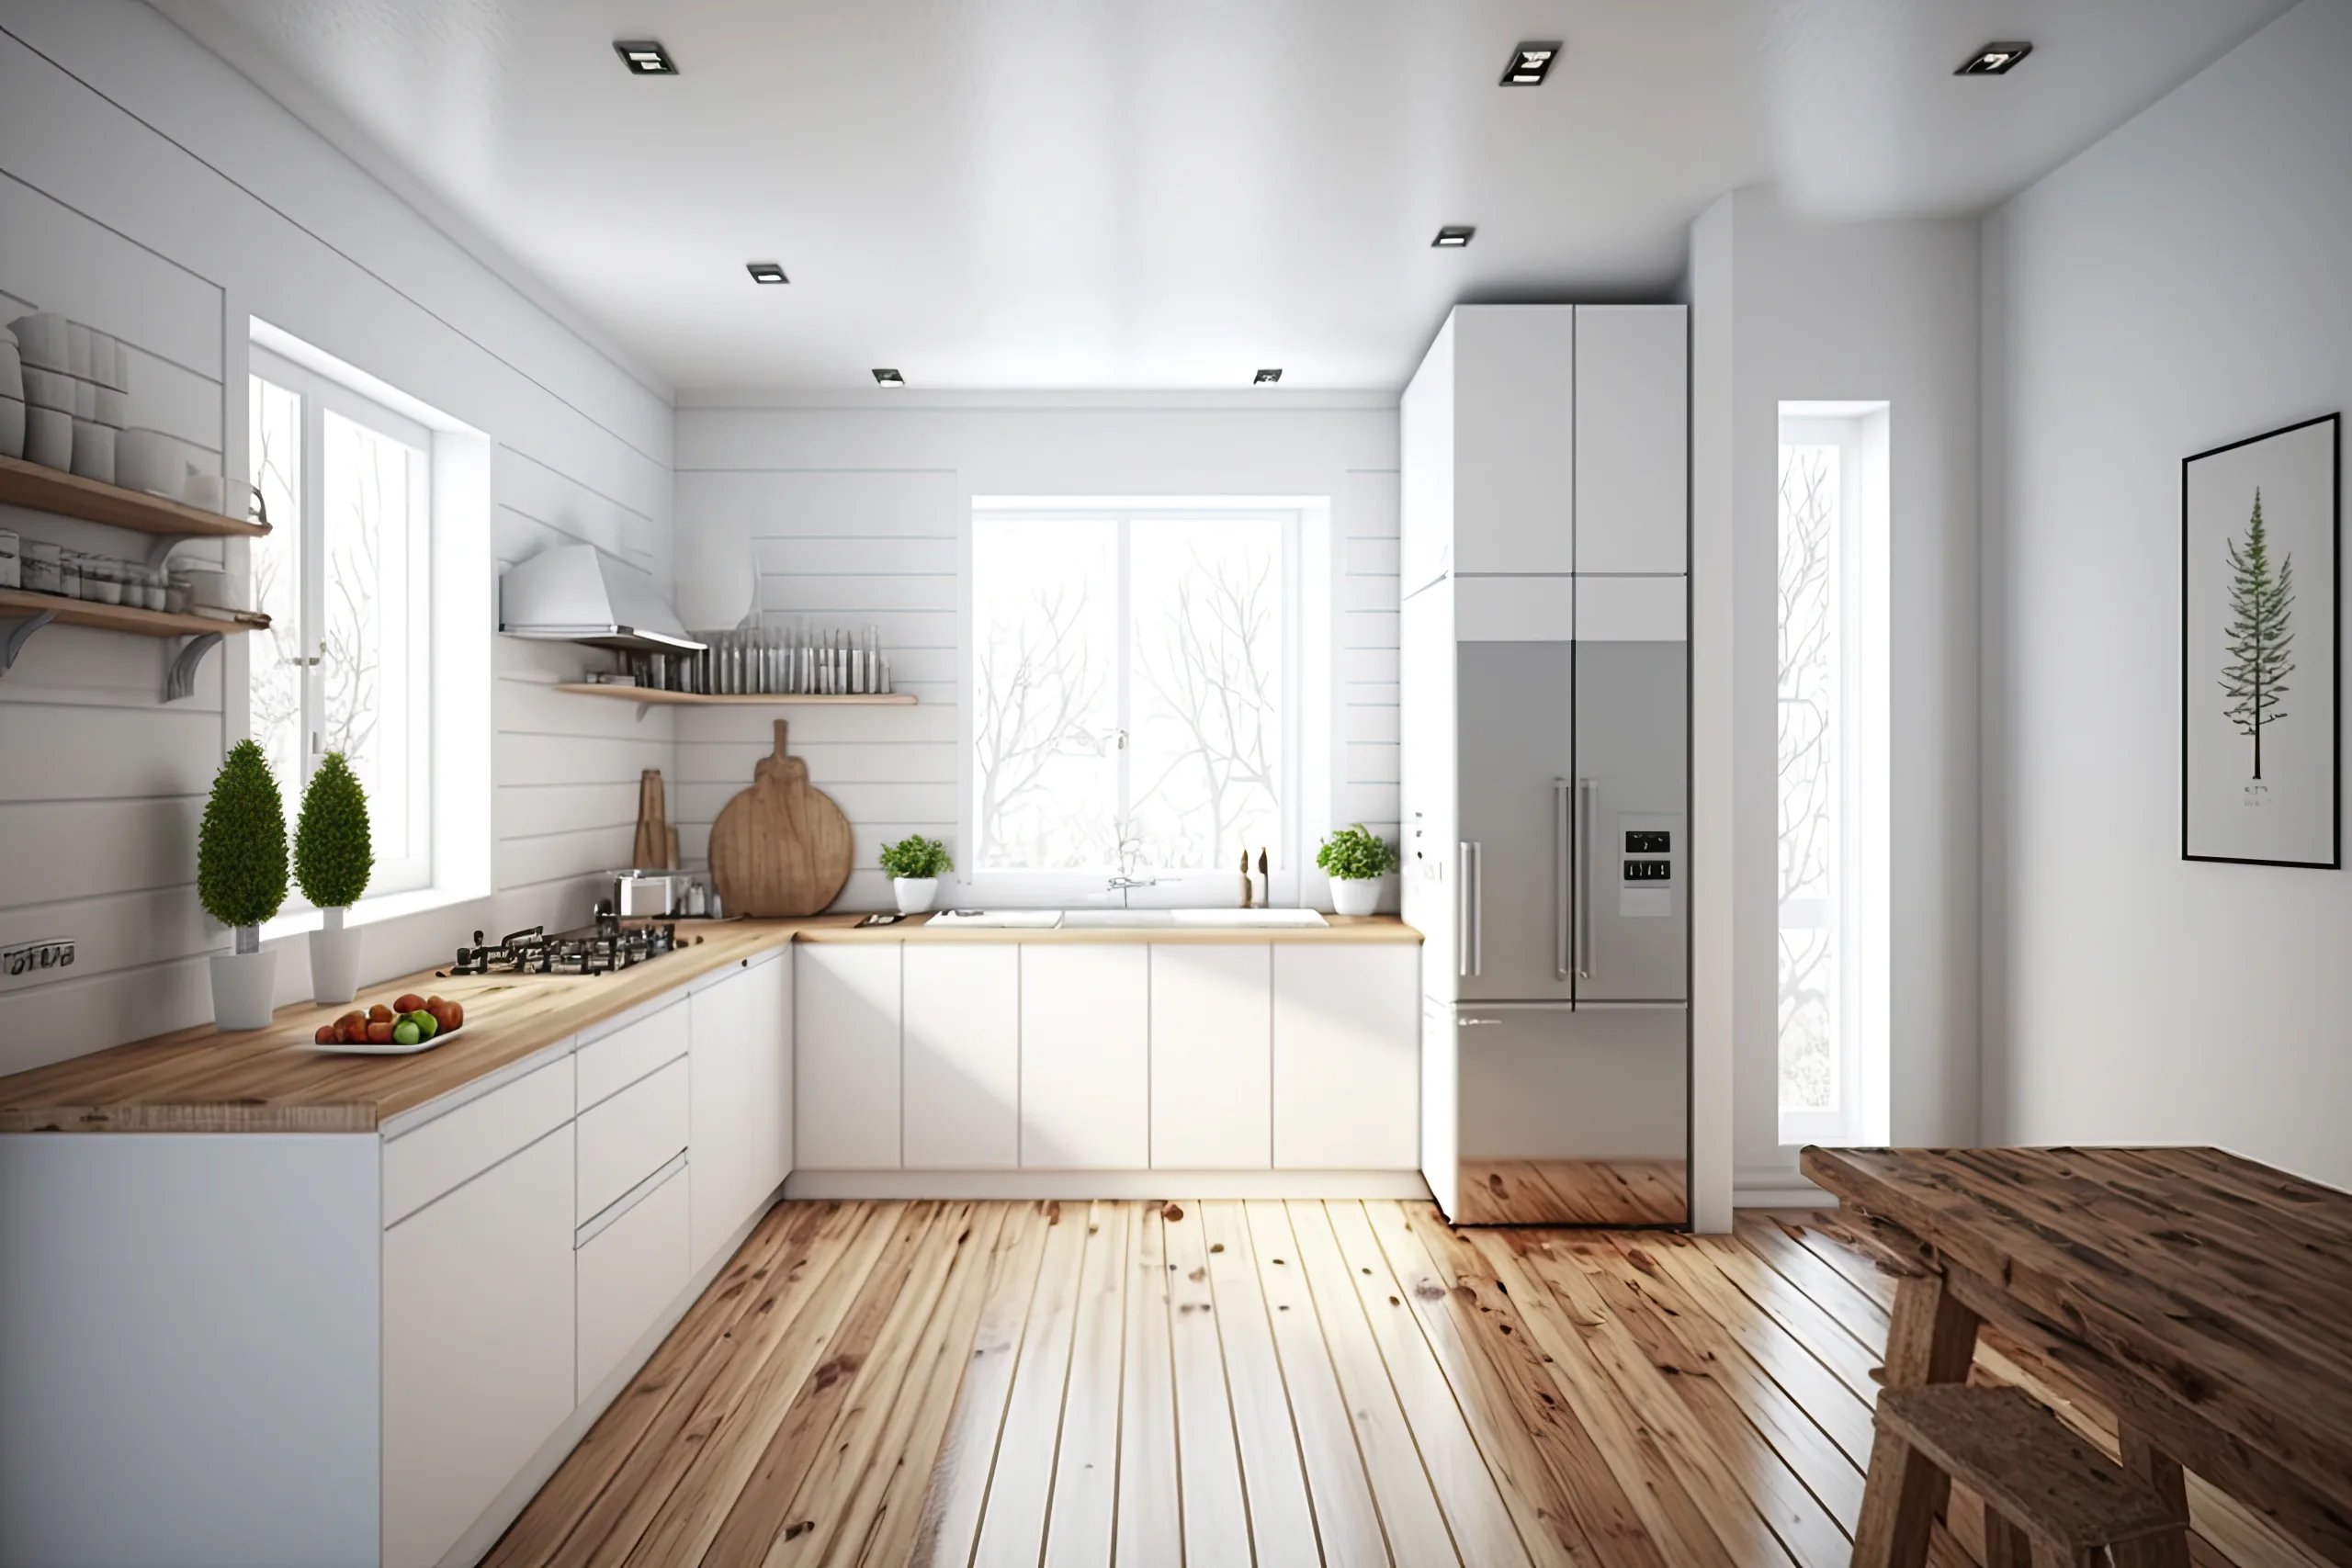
xmin=0 ymin=914 xmax=1420 ymax=1134
xmin=0 ymin=919 xmax=813 ymax=1134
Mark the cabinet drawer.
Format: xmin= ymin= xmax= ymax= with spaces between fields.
xmin=575 ymin=1161 xmax=690 ymax=1402
xmin=382 ymin=1055 xmax=573 ymax=1227
xmin=576 ymin=1057 xmax=688 ymax=1225
xmin=576 ymin=997 xmax=689 ymax=1111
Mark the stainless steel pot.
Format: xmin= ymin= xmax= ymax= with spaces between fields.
xmin=609 ymin=869 xmax=686 ymax=919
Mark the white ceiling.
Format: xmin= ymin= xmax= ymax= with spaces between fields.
xmin=157 ymin=0 xmax=2290 ymax=393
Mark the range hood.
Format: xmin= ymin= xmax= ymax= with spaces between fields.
xmin=498 ymin=544 xmax=707 ymax=653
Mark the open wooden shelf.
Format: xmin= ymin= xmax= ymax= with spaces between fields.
xmin=554 ymin=683 xmax=917 ymax=707
xmin=0 ymin=587 xmax=264 ymax=639
xmin=0 ymin=453 xmax=269 ymax=541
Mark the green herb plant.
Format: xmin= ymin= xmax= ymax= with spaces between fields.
xmin=198 ymin=739 xmax=289 ymax=952
xmin=295 ymin=751 xmax=374 ymax=910
xmin=1316 ymin=823 xmax=1396 ymax=881
xmin=880 ymin=834 xmax=954 ymax=880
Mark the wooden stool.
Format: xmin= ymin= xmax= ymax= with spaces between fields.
xmin=1872 ymin=1385 xmax=2190 ymax=1567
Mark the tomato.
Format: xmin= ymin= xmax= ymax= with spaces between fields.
xmin=315 ymin=1025 xmax=338 ymax=1044
xmin=366 ymin=1020 xmax=395 ymax=1043
xmin=368 ymin=1002 xmax=394 ymax=1023
xmin=394 ymin=992 xmax=426 ymax=1015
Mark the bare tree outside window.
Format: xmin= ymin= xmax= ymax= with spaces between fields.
xmin=1777 ymin=445 xmax=1839 ymax=1116
xmin=970 ymin=511 xmax=1287 ymax=877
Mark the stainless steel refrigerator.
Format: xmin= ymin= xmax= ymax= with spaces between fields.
xmin=1404 ymin=612 xmax=1690 ymax=1225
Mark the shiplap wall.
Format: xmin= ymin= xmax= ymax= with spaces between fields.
xmin=671 ymin=398 xmax=1401 ymax=911
xmin=0 ymin=6 xmax=673 ymax=1075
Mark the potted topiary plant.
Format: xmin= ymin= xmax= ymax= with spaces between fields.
xmin=198 ymin=739 xmax=289 ymax=1031
xmin=1317 ymin=823 xmax=1396 ymax=916
xmin=879 ymin=833 xmax=952 ymax=914
xmin=296 ymin=751 xmax=373 ymax=1005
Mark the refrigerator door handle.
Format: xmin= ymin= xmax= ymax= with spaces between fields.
xmin=1553 ymin=778 xmax=1571 ymax=981
xmin=1576 ymin=779 xmax=1595 ymax=981
xmin=1457 ymin=841 xmax=1471 ymax=977
xmin=1458 ymin=841 xmax=1483 ymax=977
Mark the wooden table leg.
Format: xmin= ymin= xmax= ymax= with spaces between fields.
xmin=1852 ymin=1270 xmax=1981 ymax=1568
xmin=2116 ymin=1423 xmax=2194 ymax=1568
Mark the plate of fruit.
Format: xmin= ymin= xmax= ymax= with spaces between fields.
xmin=311 ymin=993 xmax=466 ymax=1054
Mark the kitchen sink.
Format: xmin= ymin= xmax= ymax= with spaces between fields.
xmin=925 ymin=908 xmax=1329 ymax=930
xmin=1060 ymin=908 xmax=1329 ymax=929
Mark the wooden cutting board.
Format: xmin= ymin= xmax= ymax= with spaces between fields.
xmin=707 ymin=720 xmax=853 ymax=916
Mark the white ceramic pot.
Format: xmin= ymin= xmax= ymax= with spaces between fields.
xmin=69 ymin=419 xmax=114 ymax=484
xmin=116 ymin=428 xmax=185 ymax=495
xmin=19 ymin=365 xmax=72 ymax=411
xmin=892 ymin=876 xmax=939 ymax=914
xmin=1331 ymin=876 xmax=1384 ymax=917
xmin=25 ymin=406 xmax=70 ymax=469
xmin=0 ymin=397 xmax=22 ymax=462
xmin=8 ymin=312 xmax=69 ymax=371
xmin=209 ymin=946 xmax=278 ymax=1032
xmin=95 ymin=385 xmax=128 ymax=429
xmin=309 ymin=906 xmax=362 ymax=1005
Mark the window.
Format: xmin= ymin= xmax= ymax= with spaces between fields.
xmin=969 ymin=502 xmax=1298 ymax=893
xmin=1776 ymin=404 xmax=1890 ymax=1146
xmin=249 ymin=346 xmax=435 ymax=898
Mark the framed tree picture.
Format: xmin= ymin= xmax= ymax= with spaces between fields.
xmin=2182 ymin=412 xmax=2340 ymax=867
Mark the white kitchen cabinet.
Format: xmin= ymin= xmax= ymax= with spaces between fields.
xmin=1149 ymin=944 xmax=1272 ymax=1168
xmin=1020 ymin=943 xmax=1149 ymax=1168
xmin=688 ymin=967 xmax=751 ymax=1268
xmin=1573 ymin=304 xmax=1688 ymax=575
xmin=903 ymin=944 xmax=1021 ymax=1168
xmin=383 ymin=1123 xmax=576 ymax=1568
xmin=1449 ymin=304 xmax=1576 ymax=576
xmin=1272 ymin=944 xmax=1420 ymax=1169
xmin=1398 ymin=313 xmax=1456 ymax=595
xmin=744 ymin=951 xmax=793 ymax=1200
xmin=577 ymin=1055 xmax=689 ymax=1226
xmin=575 ymin=1159 xmax=690 ymax=1403
xmin=795 ymin=943 xmax=903 ymax=1170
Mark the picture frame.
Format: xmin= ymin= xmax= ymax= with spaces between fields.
xmin=2181 ymin=412 xmax=2340 ymax=868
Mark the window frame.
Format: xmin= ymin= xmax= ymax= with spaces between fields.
xmin=1775 ymin=408 xmax=1892 ymax=1150
xmin=248 ymin=344 xmax=436 ymax=904
xmin=962 ymin=499 xmax=1305 ymax=907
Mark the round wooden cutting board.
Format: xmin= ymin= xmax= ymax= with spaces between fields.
xmin=707 ymin=720 xmax=854 ymax=917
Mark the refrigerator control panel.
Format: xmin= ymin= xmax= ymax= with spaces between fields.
xmin=1616 ymin=813 xmax=1679 ymax=918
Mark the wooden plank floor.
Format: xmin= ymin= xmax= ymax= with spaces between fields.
xmin=484 ymin=1201 xmax=2326 ymax=1568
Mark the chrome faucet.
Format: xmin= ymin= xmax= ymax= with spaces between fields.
xmin=1108 ymin=835 xmax=1157 ymax=907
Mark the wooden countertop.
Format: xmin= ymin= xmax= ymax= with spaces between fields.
xmin=0 ymin=913 xmax=1419 ymax=1135
xmin=0 ymin=921 xmax=810 ymax=1135
xmin=796 ymin=912 xmax=1423 ymax=944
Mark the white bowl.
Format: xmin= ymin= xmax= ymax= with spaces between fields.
xmin=95 ymin=386 xmax=128 ymax=428
xmin=72 ymin=377 xmax=96 ymax=421
xmin=0 ymin=396 xmax=23 ymax=461
xmin=69 ymin=419 xmax=115 ymax=484
xmin=7 ymin=313 xmax=69 ymax=370
xmin=19 ymin=365 xmax=73 ymax=412
xmin=25 ymin=405 xmax=71 ymax=468
xmin=116 ymin=427 xmax=186 ymax=494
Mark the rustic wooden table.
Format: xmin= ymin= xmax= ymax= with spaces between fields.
xmin=1802 ymin=1145 xmax=2352 ymax=1568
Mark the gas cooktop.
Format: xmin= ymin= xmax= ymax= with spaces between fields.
xmin=444 ymin=913 xmax=690 ymax=976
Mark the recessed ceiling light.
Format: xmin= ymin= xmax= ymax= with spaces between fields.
xmin=873 ymin=368 xmax=905 ymax=387
xmin=1500 ymin=42 xmax=1560 ymax=85
xmin=1254 ymin=368 xmax=1283 ymax=385
xmin=1432 ymin=226 xmax=1476 ymax=248
xmin=613 ymin=39 xmax=677 ymax=75
xmin=746 ymin=262 xmax=788 ymax=285
xmin=1955 ymin=41 xmax=2032 ymax=75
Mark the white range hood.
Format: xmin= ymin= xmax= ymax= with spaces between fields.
xmin=498 ymin=544 xmax=707 ymax=654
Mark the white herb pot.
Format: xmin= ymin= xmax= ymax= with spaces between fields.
xmin=209 ymin=946 xmax=278 ymax=1032
xmin=1331 ymin=876 xmax=1384 ymax=917
xmin=309 ymin=906 xmax=363 ymax=1005
xmin=892 ymin=876 xmax=939 ymax=915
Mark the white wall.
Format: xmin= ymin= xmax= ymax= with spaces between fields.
xmin=1983 ymin=0 xmax=2352 ymax=1186
xmin=0 ymin=4 xmax=673 ymax=1074
xmin=1688 ymin=186 xmax=1981 ymax=1203
xmin=672 ymin=393 xmax=1398 ymax=911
